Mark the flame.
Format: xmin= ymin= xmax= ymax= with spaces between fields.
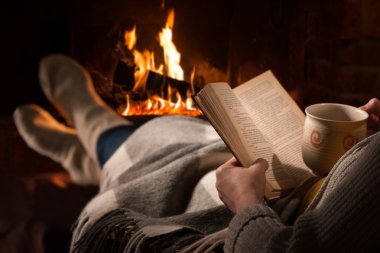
xmin=190 ymin=66 xmax=196 ymax=94
xmin=159 ymin=9 xmax=184 ymax=80
xmin=122 ymin=80 xmax=199 ymax=116
xmin=125 ymin=26 xmax=137 ymax=50
xmin=121 ymin=9 xmax=201 ymax=117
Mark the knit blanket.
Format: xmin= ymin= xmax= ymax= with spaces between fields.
xmin=71 ymin=115 xmax=235 ymax=252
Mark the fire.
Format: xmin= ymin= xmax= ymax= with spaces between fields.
xmin=121 ymin=9 xmax=201 ymax=117
xmin=159 ymin=9 xmax=184 ymax=80
xmin=124 ymin=26 xmax=136 ymax=50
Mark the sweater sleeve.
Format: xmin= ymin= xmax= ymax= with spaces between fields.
xmin=224 ymin=204 xmax=291 ymax=253
xmin=224 ymin=132 xmax=380 ymax=253
xmin=225 ymin=192 xmax=380 ymax=253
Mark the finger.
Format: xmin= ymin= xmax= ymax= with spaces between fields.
xmin=225 ymin=156 xmax=239 ymax=166
xmin=216 ymin=157 xmax=240 ymax=173
xmin=361 ymin=98 xmax=380 ymax=115
xmin=249 ymin=158 xmax=269 ymax=171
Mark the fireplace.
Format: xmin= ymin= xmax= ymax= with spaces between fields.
xmin=2 ymin=0 xmax=380 ymax=118
xmin=65 ymin=0 xmax=380 ymax=115
xmin=68 ymin=0 xmax=234 ymax=118
xmin=1 ymin=0 xmax=380 ymax=252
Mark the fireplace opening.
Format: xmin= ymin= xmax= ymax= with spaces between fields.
xmin=2 ymin=0 xmax=380 ymax=118
xmin=2 ymin=0 xmax=380 ymax=252
xmin=66 ymin=0 xmax=380 ymax=119
xmin=70 ymin=0 xmax=234 ymax=119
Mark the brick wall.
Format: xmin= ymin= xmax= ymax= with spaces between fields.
xmin=290 ymin=0 xmax=380 ymax=108
xmin=229 ymin=0 xmax=380 ymax=109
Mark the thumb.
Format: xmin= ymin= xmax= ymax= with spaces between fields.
xmin=249 ymin=158 xmax=269 ymax=171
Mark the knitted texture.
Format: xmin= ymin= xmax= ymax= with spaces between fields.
xmin=13 ymin=104 xmax=101 ymax=185
xmin=224 ymin=132 xmax=380 ymax=252
xmin=38 ymin=54 xmax=131 ymax=164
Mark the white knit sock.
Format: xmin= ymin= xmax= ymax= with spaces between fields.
xmin=13 ymin=104 xmax=101 ymax=186
xmin=38 ymin=54 xmax=132 ymax=163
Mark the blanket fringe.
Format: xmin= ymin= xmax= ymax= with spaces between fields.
xmin=72 ymin=209 xmax=137 ymax=253
xmin=72 ymin=208 xmax=205 ymax=253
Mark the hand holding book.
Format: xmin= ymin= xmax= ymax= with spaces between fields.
xmin=215 ymin=157 xmax=268 ymax=213
xmin=194 ymin=70 xmax=315 ymax=200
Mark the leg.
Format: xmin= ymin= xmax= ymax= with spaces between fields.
xmin=96 ymin=125 xmax=138 ymax=167
xmin=38 ymin=54 xmax=134 ymax=166
xmin=13 ymin=104 xmax=101 ymax=185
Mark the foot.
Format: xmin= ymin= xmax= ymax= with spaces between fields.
xmin=38 ymin=54 xmax=132 ymax=161
xmin=38 ymin=54 xmax=106 ymax=125
xmin=13 ymin=104 xmax=101 ymax=185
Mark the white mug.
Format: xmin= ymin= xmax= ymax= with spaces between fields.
xmin=302 ymin=103 xmax=368 ymax=176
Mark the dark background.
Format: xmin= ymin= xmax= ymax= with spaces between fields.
xmin=1 ymin=1 xmax=92 ymax=252
xmin=1 ymin=0 xmax=74 ymax=117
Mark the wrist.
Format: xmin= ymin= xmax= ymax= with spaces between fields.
xmin=235 ymin=194 xmax=263 ymax=213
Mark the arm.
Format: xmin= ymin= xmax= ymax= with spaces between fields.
xmin=216 ymin=157 xmax=290 ymax=252
xmin=217 ymin=127 xmax=380 ymax=252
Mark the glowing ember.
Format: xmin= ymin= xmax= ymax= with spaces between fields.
xmin=121 ymin=9 xmax=201 ymax=117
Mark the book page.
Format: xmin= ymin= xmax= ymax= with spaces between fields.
xmin=233 ymin=71 xmax=315 ymax=187
xmin=195 ymin=83 xmax=272 ymax=168
xmin=195 ymin=82 xmax=295 ymax=199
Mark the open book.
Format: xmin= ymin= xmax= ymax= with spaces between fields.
xmin=193 ymin=70 xmax=316 ymax=200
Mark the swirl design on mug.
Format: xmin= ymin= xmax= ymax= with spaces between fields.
xmin=342 ymin=135 xmax=356 ymax=151
xmin=310 ymin=130 xmax=323 ymax=148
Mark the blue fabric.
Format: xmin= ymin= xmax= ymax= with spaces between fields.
xmin=96 ymin=125 xmax=138 ymax=167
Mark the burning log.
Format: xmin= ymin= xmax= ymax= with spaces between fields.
xmin=112 ymin=9 xmax=203 ymax=118
xmin=115 ymin=69 xmax=201 ymax=117
xmin=143 ymin=70 xmax=199 ymax=99
xmin=113 ymin=61 xmax=200 ymax=98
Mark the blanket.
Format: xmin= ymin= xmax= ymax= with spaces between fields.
xmin=71 ymin=115 xmax=235 ymax=252
xmin=71 ymin=115 xmax=308 ymax=252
